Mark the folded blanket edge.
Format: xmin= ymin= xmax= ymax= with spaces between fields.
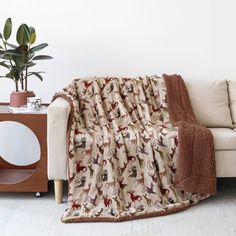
xmin=61 ymin=204 xmax=191 ymax=223
xmin=163 ymin=74 xmax=217 ymax=195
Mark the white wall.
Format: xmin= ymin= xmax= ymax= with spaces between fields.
xmin=0 ymin=0 xmax=236 ymax=103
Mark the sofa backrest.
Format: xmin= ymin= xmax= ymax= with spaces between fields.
xmin=185 ymin=80 xmax=233 ymax=128
xmin=228 ymin=80 xmax=236 ymax=128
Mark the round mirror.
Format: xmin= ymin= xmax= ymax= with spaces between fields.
xmin=0 ymin=121 xmax=40 ymax=166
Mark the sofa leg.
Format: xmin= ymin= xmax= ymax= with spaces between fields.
xmin=54 ymin=180 xmax=63 ymax=204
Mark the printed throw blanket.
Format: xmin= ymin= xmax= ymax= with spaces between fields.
xmin=54 ymin=74 xmax=216 ymax=223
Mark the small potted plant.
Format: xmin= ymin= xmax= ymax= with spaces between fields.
xmin=0 ymin=18 xmax=52 ymax=107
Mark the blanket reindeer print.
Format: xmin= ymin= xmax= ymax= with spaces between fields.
xmin=54 ymin=75 xmax=216 ymax=223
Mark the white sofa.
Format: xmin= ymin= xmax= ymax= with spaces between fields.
xmin=47 ymin=80 xmax=236 ymax=203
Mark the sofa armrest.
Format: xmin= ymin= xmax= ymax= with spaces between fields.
xmin=47 ymin=97 xmax=71 ymax=180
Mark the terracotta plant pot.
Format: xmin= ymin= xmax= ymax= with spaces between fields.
xmin=10 ymin=91 xmax=35 ymax=107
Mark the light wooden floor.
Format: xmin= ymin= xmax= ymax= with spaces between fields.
xmin=0 ymin=178 xmax=235 ymax=236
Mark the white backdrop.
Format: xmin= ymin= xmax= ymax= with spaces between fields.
xmin=0 ymin=0 xmax=236 ymax=103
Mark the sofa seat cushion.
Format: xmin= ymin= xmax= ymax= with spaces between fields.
xmin=186 ymin=80 xmax=233 ymax=128
xmin=215 ymin=150 xmax=236 ymax=177
xmin=209 ymin=128 xmax=236 ymax=150
xmin=228 ymin=80 xmax=236 ymax=128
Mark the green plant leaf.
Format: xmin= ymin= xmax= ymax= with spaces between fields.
xmin=28 ymin=52 xmax=35 ymax=60
xmin=13 ymin=45 xmax=29 ymax=69
xmin=2 ymin=54 xmax=12 ymax=60
xmin=8 ymin=66 xmax=21 ymax=81
xmin=5 ymin=71 xmax=14 ymax=79
xmin=32 ymin=55 xmax=53 ymax=60
xmin=29 ymin=27 xmax=36 ymax=44
xmin=5 ymin=49 xmax=22 ymax=57
xmin=16 ymin=24 xmax=30 ymax=45
xmin=15 ymin=44 xmax=28 ymax=56
xmin=28 ymin=72 xmax=43 ymax=81
xmin=3 ymin=49 xmax=22 ymax=62
xmin=3 ymin=18 xmax=12 ymax=40
xmin=6 ymin=42 xmax=17 ymax=49
xmin=20 ymin=61 xmax=36 ymax=69
xmin=0 ymin=61 xmax=9 ymax=69
xmin=12 ymin=45 xmax=27 ymax=65
xmin=26 ymin=61 xmax=36 ymax=67
xmin=13 ymin=56 xmax=25 ymax=69
xmin=30 ymin=43 xmax=48 ymax=53
xmin=0 ymin=33 xmax=2 ymax=38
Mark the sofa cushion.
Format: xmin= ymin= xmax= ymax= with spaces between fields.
xmin=209 ymin=128 xmax=236 ymax=150
xmin=185 ymin=80 xmax=233 ymax=128
xmin=215 ymin=150 xmax=236 ymax=177
xmin=228 ymin=80 xmax=236 ymax=128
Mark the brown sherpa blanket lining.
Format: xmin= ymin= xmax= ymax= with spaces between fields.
xmin=163 ymin=74 xmax=216 ymax=195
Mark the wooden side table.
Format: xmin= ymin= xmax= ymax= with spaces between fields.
xmin=0 ymin=105 xmax=48 ymax=194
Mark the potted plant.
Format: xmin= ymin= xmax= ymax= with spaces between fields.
xmin=0 ymin=18 xmax=52 ymax=107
